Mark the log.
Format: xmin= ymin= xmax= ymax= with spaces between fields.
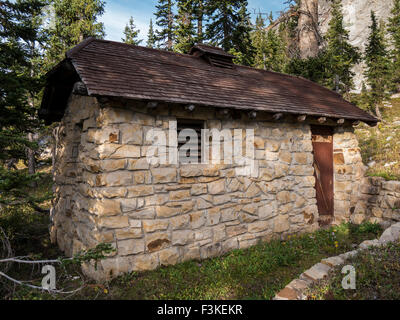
xmin=297 ymin=115 xmax=307 ymax=122
xmin=248 ymin=111 xmax=257 ymax=119
xmin=337 ymin=118 xmax=345 ymax=125
xmin=185 ymin=104 xmax=196 ymax=112
xmin=72 ymin=81 xmax=88 ymax=95
xmin=146 ymin=101 xmax=158 ymax=109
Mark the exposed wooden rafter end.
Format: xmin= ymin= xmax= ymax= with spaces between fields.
xmin=248 ymin=111 xmax=257 ymax=119
xmin=337 ymin=118 xmax=345 ymax=125
xmin=146 ymin=101 xmax=158 ymax=109
xmin=185 ymin=104 xmax=196 ymax=112
xmin=318 ymin=117 xmax=327 ymax=124
xmin=297 ymin=115 xmax=307 ymax=122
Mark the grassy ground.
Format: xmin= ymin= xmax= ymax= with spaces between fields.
xmin=1 ymin=219 xmax=382 ymax=300
xmin=355 ymin=97 xmax=400 ymax=180
xmin=305 ymin=240 xmax=400 ymax=300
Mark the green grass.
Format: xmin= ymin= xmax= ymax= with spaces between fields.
xmin=305 ymin=241 xmax=400 ymax=300
xmin=2 ymin=222 xmax=382 ymax=300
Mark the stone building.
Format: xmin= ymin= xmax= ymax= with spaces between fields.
xmin=40 ymin=38 xmax=379 ymax=280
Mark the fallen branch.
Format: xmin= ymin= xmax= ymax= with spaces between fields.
xmin=0 ymin=270 xmax=83 ymax=294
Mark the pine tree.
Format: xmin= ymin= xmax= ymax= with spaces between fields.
xmin=252 ymin=13 xmax=268 ymax=69
xmin=0 ymin=0 xmax=49 ymax=205
xmin=252 ymin=13 xmax=288 ymax=72
xmin=206 ymin=0 xmax=254 ymax=65
xmin=364 ymin=11 xmax=392 ymax=118
xmin=47 ymin=0 xmax=105 ymax=65
xmin=174 ymin=0 xmax=196 ymax=53
xmin=154 ymin=0 xmax=175 ymax=50
xmin=147 ymin=18 xmax=156 ymax=48
xmin=388 ymin=0 xmax=400 ymax=91
xmin=324 ymin=0 xmax=360 ymax=94
xmin=229 ymin=0 xmax=254 ymax=65
xmin=122 ymin=16 xmax=142 ymax=45
xmin=193 ymin=0 xmax=204 ymax=42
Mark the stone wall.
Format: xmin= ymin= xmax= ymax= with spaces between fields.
xmin=333 ymin=126 xmax=366 ymax=224
xmin=51 ymin=94 xmax=373 ymax=281
xmin=352 ymin=177 xmax=400 ymax=227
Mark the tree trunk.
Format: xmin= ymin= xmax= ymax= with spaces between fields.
xmin=298 ymin=0 xmax=319 ymax=59
xmin=197 ymin=0 xmax=203 ymax=42
xmin=167 ymin=0 xmax=174 ymax=50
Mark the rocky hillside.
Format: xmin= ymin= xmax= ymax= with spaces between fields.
xmin=319 ymin=0 xmax=394 ymax=91
xmin=356 ymin=96 xmax=400 ymax=180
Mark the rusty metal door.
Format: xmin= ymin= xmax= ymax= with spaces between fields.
xmin=311 ymin=126 xmax=334 ymax=224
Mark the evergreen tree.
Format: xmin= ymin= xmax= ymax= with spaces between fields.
xmin=122 ymin=16 xmax=142 ymax=45
xmin=46 ymin=0 xmax=105 ymax=65
xmin=174 ymin=0 xmax=196 ymax=53
xmin=206 ymin=0 xmax=254 ymax=65
xmin=193 ymin=0 xmax=204 ymax=43
xmin=147 ymin=18 xmax=156 ymax=48
xmin=154 ymin=0 xmax=175 ymax=50
xmin=252 ymin=13 xmax=268 ymax=69
xmin=324 ymin=0 xmax=360 ymax=94
xmin=364 ymin=11 xmax=392 ymax=118
xmin=229 ymin=0 xmax=254 ymax=65
xmin=388 ymin=0 xmax=400 ymax=91
xmin=0 ymin=0 xmax=50 ymax=206
xmin=252 ymin=13 xmax=288 ymax=72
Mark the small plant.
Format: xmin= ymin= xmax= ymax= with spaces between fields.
xmin=61 ymin=243 xmax=116 ymax=269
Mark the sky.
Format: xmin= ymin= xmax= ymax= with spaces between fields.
xmin=99 ymin=0 xmax=288 ymax=43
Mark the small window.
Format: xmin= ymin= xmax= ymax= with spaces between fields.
xmin=177 ymin=120 xmax=204 ymax=164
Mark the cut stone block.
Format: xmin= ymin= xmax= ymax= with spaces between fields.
xmin=302 ymin=263 xmax=331 ymax=281
xmin=338 ymin=249 xmax=359 ymax=260
xmin=287 ymin=278 xmax=311 ymax=291
xmin=359 ymin=239 xmax=381 ymax=249
xmin=321 ymin=255 xmax=345 ymax=267
xmin=274 ymin=287 xmax=299 ymax=300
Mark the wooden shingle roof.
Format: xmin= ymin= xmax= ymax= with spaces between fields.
xmin=41 ymin=38 xmax=378 ymax=125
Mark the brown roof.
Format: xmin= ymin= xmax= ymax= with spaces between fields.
xmin=41 ymin=38 xmax=378 ymax=125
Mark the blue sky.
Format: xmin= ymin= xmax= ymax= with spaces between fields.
xmin=99 ymin=0 xmax=288 ymax=43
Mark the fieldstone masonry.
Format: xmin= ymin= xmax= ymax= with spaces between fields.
xmin=50 ymin=94 xmax=398 ymax=281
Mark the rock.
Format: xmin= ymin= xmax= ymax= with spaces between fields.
xmin=276 ymin=191 xmax=291 ymax=204
xmin=302 ymin=263 xmax=331 ymax=281
xmin=273 ymin=215 xmax=290 ymax=233
xmin=338 ymin=250 xmax=359 ymax=260
xmin=248 ymin=220 xmax=270 ymax=233
xmin=97 ymin=216 xmax=129 ymax=229
xmin=156 ymin=206 xmax=182 ymax=218
xmin=208 ymin=180 xmax=225 ymax=195
xmin=118 ymin=239 xmax=145 ymax=256
xmin=359 ymin=239 xmax=381 ymax=249
xmin=132 ymin=254 xmax=159 ymax=271
xmin=151 ymin=168 xmax=177 ymax=183
xmin=379 ymin=223 xmax=400 ymax=244
xmin=120 ymin=123 xmax=143 ymax=145
xmin=88 ymin=199 xmax=121 ymax=216
xmin=321 ymin=256 xmax=345 ymax=267
xmin=116 ymin=228 xmax=142 ymax=240
xmin=159 ymin=247 xmax=180 ymax=266
xmin=169 ymin=190 xmax=191 ymax=201
xmin=146 ymin=232 xmax=171 ymax=252
xmin=274 ymin=287 xmax=299 ymax=300
xmin=126 ymin=185 xmax=154 ymax=197
xmin=172 ymin=230 xmax=194 ymax=245
xmin=143 ymin=220 xmax=169 ymax=233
